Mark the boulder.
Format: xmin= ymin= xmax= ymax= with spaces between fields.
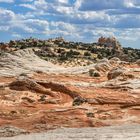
xmin=119 ymin=61 xmax=130 ymax=65
xmin=98 ymin=58 xmax=109 ymax=63
xmin=72 ymin=97 xmax=87 ymax=106
xmin=110 ymin=57 xmax=120 ymax=62
xmin=107 ymin=67 xmax=126 ymax=80
xmin=136 ymin=59 xmax=140 ymax=66
xmin=9 ymin=78 xmax=56 ymax=97
xmin=0 ymin=126 xmax=28 ymax=137
xmin=95 ymin=59 xmax=111 ymax=72
xmin=109 ymin=57 xmax=120 ymax=65
xmin=89 ymin=69 xmax=101 ymax=77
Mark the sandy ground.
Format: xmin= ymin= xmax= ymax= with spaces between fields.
xmin=0 ymin=124 xmax=140 ymax=140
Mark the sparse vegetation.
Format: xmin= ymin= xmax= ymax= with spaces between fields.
xmin=0 ymin=37 xmax=140 ymax=65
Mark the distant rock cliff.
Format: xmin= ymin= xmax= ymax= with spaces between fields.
xmin=98 ymin=36 xmax=122 ymax=51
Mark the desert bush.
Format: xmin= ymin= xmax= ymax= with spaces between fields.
xmin=84 ymin=51 xmax=91 ymax=56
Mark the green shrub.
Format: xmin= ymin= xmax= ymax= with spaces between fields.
xmin=84 ymin=51 xmax=91 ymax=56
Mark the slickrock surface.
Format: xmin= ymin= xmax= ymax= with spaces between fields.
xmin=0 ymin=126 xmax=28 ymax=137
xmin=0 ymin=124 xmax=140 ymax=140
xmin=0 ymin=49 xmax=140 ymax=138
xmin=0 ymin=49 xmax=95 ymax=76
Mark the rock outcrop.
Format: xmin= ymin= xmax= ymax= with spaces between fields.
xmin=136 ymin=59 xmax=140 ymax=66
xmin=0 ymin=126 xmax=28 ymax=137
xmin=98 ymin=36 xmax=122 ymax=51
xmin=94 ymin=59 xmax=111 ymax=74
xmin=107 ymin=67 xmax=126 ymax=80
xmin=0 ymin=49 xmax=96 ymax=76
xmin=1 ymin=37 xmax=140 ymax=65
xmin=0 ymin=42 xmax=140 ymax=138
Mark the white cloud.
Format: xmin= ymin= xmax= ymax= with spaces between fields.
xmin=0 ymin=26 xmax=9 ymax=31
xmin=56 ymin=6 xmax=73 ymax=14
xmin=0 ymin=0 xmax=14 ymax=3
xmin=21 ymin=0 xmax=33 ymax=2
xmin=19 ymin=4 xmax=36 ymax=10
xmin=74 ymin=0 xmax=82 ymax=9
xmin=76 ymin=0 xmax=140 ymax=11
xmin=50 ymin=21 xmax=76 ymax=32
xmin=12 ymin=33 xmax=22 ymax=38
xmin=0 ymin=8 xmax=15 ymax=23
xmin=124 ymin=0 xmax=135 ymax=8
xmin=57 ymin=0 xmax=68 ymax=4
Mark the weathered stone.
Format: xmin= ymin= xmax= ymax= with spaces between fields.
xmin=0 ymin=126 xmax=28 ymax=137
xmin=107 ymin=67 xmax=126 ymax=80
xmin=73 ymin=97 xmax=87 ymax=106
xmin=95 ymin=59 xmax=111 ymax=72
xmin=89 ymin=69 xmax=101 ymax=77
xmin=136 ymin=59 xmax=140 ymax=66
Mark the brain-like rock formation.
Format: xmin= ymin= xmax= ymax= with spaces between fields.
xmin=0 ymin=45 xmax=140 ymax=138
xmin=109 ymin=57 xmax=121 ymax=65
xmin=94 ymin=58 xmax=111 ymax=73
xmin=107 ymin=67 xmax=126 ymax=80
xmin=0 ymin=48 xmax=96 ymax=76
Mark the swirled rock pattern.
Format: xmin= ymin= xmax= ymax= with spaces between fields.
xmin=0 ymin=49 xmax=140 ymax=138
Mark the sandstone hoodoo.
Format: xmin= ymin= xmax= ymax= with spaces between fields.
xmin=98 ymin=37 xmax=122 ymax=51
xmin=0 ymin=37 xmax=140 ymax=138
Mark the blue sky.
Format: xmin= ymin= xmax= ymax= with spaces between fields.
xmin=0 ymin=0 xmax=140 ymax=48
